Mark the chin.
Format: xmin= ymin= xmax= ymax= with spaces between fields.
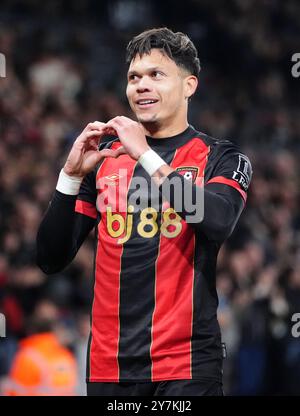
xmin=137 ymin=113 xmax=158 ymax=124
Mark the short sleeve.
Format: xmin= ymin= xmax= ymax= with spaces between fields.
xmin=205 ymin=143 xmax=252 ymax=203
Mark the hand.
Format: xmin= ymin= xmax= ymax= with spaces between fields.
xmin=105 ymin=116 xmax=150 ymax=161
xmin=63 ymin=121 xmax=126 ymax=178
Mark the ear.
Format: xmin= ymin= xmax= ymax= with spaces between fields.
xmin=184 ymin=75 xmax=198 ymax=99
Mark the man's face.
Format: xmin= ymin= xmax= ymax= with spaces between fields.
xmin=126 ymin=49 xmax=193 ymax=128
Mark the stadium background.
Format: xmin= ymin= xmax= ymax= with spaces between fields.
xmin=0 ymin=0 xmax=300 ymax=395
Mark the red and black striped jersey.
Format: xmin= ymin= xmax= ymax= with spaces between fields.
xmin=73 ymin=125 xmax=252 ymax=383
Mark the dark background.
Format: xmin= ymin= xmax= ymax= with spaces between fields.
xmin=0 ymin=0 xmax=300 ymax=395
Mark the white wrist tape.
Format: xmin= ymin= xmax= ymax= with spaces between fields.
xmin=138 ymin=149 xmax=167 ymax=176
xmin=56 ymin=169 xmax=83 ymax=195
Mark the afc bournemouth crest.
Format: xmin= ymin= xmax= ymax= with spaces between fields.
xmin=176 ymin=166 xmax=199 ymax=183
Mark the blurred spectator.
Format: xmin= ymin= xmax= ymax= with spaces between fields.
xmin=1 ymin=299 xmax=78 ymax=396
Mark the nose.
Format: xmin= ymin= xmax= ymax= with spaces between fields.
xmin=136 ymin=76 xmax=152 ymax=93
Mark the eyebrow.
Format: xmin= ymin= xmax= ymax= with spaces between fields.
xmin=127 ymin=67 xmax=165 ymax=78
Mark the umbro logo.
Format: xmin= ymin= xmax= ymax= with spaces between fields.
xmin=105 ymin=173 xmax=121 ymax=181
xmin=103 ymin=173 xmax=122 ymax=185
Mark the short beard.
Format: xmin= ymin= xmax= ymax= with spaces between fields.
xmin=137 ymin=115 xmax=161 ymax=136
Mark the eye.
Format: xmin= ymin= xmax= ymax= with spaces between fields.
xmin=151 ymin=71 xmax=163 ymax=79
xmin=128 ymin=74 xmax=138 ymax=81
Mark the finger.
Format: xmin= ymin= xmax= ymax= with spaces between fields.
xmin=90 ymin=148 xmax=117 ymax=165
xmin=76 ymin=133 xmax=99 ymax=150
xmin=98 ymin=148 xmax=120 ymax=158
xmin=107 ymin=117 xmax=135 ymax=133
xmin=87 ymin=138 xmax=100 ymax=151
xmin=92 ymin=121 xmax=107 ymax=130
xmin=107 ymin=116 xmax=123 ymax=124
xmin=106 ymin=118 xmax=122 ymax=129
xmin=111 ymin=116 xmax=134 ymax=126
xmin=88 ymin=151 xmax=107 ymax=166
xmin=105 ymin=120 xmax=122 ymax=137
xmin=75 ymin=131 xmax=101 ymax=146
xmin=103 ymin=126 xmax=118 ymax=136
xmin=114 ymin=146 xmax=127 ymax=157
xmin=85 ymin=130 xmax=104 ymax=139
xmin=81 ymin=122 xmax=105 ymax=136
xmin=98 ymin=147 xmax=126 ymax=159
xmin=86 ymin=121 xmax=106 ymax=131
xmin=75 ymin=130 xmax=105 ymax=148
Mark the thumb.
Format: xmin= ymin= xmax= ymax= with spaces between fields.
xmin=113 ymin=146 xmax=127 ymax=157
xmin=98 ymin=147 xmax=127 ymax=159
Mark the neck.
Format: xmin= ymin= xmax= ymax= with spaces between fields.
xmin=141 ymin=119 xmax=189 ymax=138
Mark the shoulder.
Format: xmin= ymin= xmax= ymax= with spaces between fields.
xmin=191 ymin=128 xmax=247 ymax=160
xmin=191 ymin=128 xmax=252 ymax=192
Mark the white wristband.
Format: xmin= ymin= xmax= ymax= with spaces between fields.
xmin=56 ymin=169 xmax=83 ymax=195
xmin=138 ymin=149 xmax=166 ymax=176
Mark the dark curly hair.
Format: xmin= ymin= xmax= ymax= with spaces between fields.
xmin=126 ymin=27 xmax=201 ymax=77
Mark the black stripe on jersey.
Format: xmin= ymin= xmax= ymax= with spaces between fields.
xmin=117 ymin=149 xmax=176 ymax=381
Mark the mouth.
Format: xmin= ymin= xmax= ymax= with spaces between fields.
xmin=135 ymin=99 xmax=159 ymax=109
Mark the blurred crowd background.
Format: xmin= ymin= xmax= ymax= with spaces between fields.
xmin=0 ymin=0 xmax=300 ymax=395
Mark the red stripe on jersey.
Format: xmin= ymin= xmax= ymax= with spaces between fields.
xmin=151 ymin=138 xmax=210 ymax=381
xmin=207 ymin=176 xmax=247 ymax=202
xmin=89 ymin=148 xmax=136 ymax=382
xmin=75 ymin=200 xmax=97 ymax=219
